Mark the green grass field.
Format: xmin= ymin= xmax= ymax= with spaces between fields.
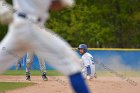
xmin=2 ymin=70 xmax=63 ymax=76
xmin=0 ymin=82 xmax=36 ymax=92
xmin=0 ymin=70 xmax=62 ymax=92
xmin=1 ymin=70 xmax=140 ymax=77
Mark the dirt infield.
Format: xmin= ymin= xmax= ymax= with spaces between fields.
xmin=0 ymin=75 xmax=140 ymax=93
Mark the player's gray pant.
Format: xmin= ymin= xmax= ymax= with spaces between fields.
xmin=16 ymin=59 xmax=22 ymax=70
xmin=0 ymin=15 xmax=81 ymax=76
xmin=91 ymin=64 xmax=96 ymax=76
xmin=26 ymin=52 xmax=46 ymax=74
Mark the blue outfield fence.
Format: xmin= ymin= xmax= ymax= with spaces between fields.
xmin=9 ymin=48 xmax=140 ymax=71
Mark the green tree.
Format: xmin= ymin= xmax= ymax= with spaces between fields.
xmin=0 ymin=0 xmax=140 ymax=48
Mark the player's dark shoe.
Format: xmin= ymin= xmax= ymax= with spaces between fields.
xmin=42 ymin=72 xmax=48 ymax=81
xmin=26 ymin=72 xmax=31 ymax=81
xmin=26 ymin=75 xmax=31 ymax=81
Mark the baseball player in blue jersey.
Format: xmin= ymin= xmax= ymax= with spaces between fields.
xmin=0 ymin=0 xmax=90 ymax=93
xmin=78 ymin=44 xmax=97 ymax=80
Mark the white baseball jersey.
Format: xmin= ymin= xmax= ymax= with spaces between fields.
xmin=13 ymin=0 xmax=51 ymax=21
xmin=81 ymin=52 xmax=95 ymax=67
xmin=13 ymin=0 xmax=74 ymax=23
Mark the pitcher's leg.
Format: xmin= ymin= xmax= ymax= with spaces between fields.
xmin=30 ymin=27 xmax=90 ymax=93
xmin=0 ymin=47 xmax=21 ymax=73
xmin=31 ymin=27 xmax=81 ymax=75
xmin=0 ymin=32 xmax=25 ymax=74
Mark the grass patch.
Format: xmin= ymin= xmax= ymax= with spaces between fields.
xmin=0 ymin=82 xmax=36 ymax=92
xmin=2 ymin=70 xmax=63 ymax=76
xmin=1 ymin=70 xmax=140 ymax=77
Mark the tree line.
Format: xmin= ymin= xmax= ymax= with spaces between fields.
xmin=0 ymin=0 xmax=140 ymax=48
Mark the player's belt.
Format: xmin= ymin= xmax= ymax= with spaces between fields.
xmin=17 ymin=13 xmax=42 ymax=22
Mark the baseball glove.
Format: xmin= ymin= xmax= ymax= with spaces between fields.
xmin=50 ymin=0 xmax=75 ymax=11
xmin=0 ymin=1 xmax=13 ymax=25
